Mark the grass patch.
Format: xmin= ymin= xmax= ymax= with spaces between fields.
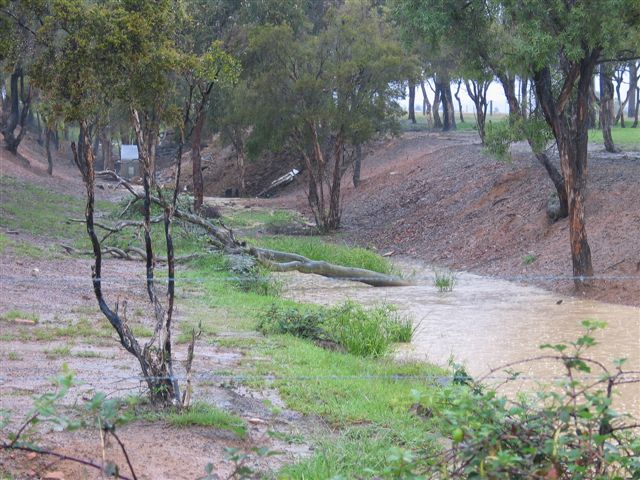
xmin=44 ymin=345 xmax=72 ymax=358
xmin=433 ymin=269 xmax=456 ymax=292
xmin=222 ymin=209 xmax=301 ymax=228
xmin=522 ymin=253 xmax=537 ymax=265
xmin=1 ymin=310 xmax=39 ymax=323
xmin=249 ymin=335 xmax=444 ymax=477
xmin=74 ymin=350 xmax=103 ymax=358
xmin=165 ymin=403 xmax=246 ymax=438
xmin=30 ymin=318 xmax=113 ymax=341
xmin=0 ymin=176 xmax=114 ymax=243
xmin=589 ymin=126 xmax=640 ymax=149
xmin=251 ymin=236 xmax=394 ymax=274
xmin=7 ymin=351 xmax=22 ymax=361
xmin=258 ymin=302 xmax=413 ymax=358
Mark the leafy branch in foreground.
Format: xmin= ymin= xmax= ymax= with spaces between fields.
xmin=0 ymin=367 xmax=136 ymax=480
xmin=381 ymin=320 xmax=640 ymax=479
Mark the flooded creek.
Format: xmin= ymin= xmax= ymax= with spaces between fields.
xmin=280 ymin=263 xmax=640 ymax=416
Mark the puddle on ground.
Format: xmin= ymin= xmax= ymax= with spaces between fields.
xmin=280 ymin=262 xmax=640 ymax=416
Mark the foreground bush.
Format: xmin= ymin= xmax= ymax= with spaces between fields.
xmin=381 ymin=320 xmax=640 ymax=479
xmin=258 ymin=301 xmax=413 ymax=357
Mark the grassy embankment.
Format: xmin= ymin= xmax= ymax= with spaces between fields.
xmin=0 ymin=175 xmax=446 ymax=477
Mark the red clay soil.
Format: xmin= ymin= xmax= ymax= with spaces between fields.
xmin=332 ymin=131 xmax=640 ymax=306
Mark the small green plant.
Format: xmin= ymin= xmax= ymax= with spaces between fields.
xmin=166 ymin=402 xmax=247 ymax=438
xmin=73 ymin=350 xmax=102 ymax=358
xmin=7 ymin=351 xmax=22 ymax=361
xmin=522 ymin=253 xmax=537 ymax=265
xmin=45 ymin=345 xmax=72 ymax=358
xmin=1 ymin=310 xmax=39 ymax=323
xmin=433 ymin=269 xmax=456 ymax=292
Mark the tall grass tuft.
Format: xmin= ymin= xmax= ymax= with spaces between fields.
xmin=259 ymin=301 xmax=414 ymax=357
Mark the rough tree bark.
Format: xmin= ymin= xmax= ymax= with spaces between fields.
xmin=628 ymin=62 xmax=638 ymax=121
xmin=420 ymin=80 xmax=432 ymax=125
xmin=464 ymin=79 xmax=489 ymax=144
xmin=191 ymin=108 xmax=205 ymax=212
xmin=432 ymin=82 xmax=442 ymax=128
xmin=599 ymin=63 xmax=617 ymax=152
xmin=454 ymin=79 xmax=464 ymax=123
xmin=352 ymin=143 xmax=362 ymax=188
xmin=533 ymin=52 xmax=598 ymax=286
xmin=45 ymin=126 xmax=53 ymax=175
xmin=496 ymin=73 xmax=568 ymax=220
xmin=439 ymin=78 xmax=456 ymax=131
xmin=408 ymin=80 xmax=416 ymax=124
xmin=1 ymin=66 xmax=32 ymax=154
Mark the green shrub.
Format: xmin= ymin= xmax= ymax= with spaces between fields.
xmin=258 ymin=305 xmax=330 ymax=341
xmin=259 ymin=302 xmax=414 ymax=357
xmin=434 ymin=269 xmax=456 ymax=292
xmin=377 ymin=320 xmax=640 ymax=479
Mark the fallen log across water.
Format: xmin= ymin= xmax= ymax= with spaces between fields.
xmin=68 ymin=170 xmax=412 ymax=288
xmin=249 ymin=247 xmax=412 ymax=287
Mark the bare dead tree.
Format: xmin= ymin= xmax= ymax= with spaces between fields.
xmin=72 ymin=114 xmax=197 ymax=406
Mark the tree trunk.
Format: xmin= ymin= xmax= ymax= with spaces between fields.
xmin=628 ymin=62 xmax=638 ymax=120
xmin=191 ymin=106 xmax=206 ymax=212
xmin=464 ymin=79 xmax=488 ymax=144
xmin=420 ymin=80 xmax=432 ymax=126
xmin=45 ymin=127 xmax=53 ymax=175
xmin=327 ymin=130 xmax=344 ymax=231
xmin=454 ymin=79 xmax=464 ymax=123
xmin=520 ymin=77 xmax=528 ymax=119
xmin=599 ymin=64 xmax=617 ymax=152
xmin=588 ymin=76 xmax=598 ymax=129
xmin=1 ymin=67 xmax=31 ymax=154
xmin=497 ymin=73 xmax=519 ymax=115
xmin=440 ymin=80 xmax=456 ymax=131
xmin=102 ymin=127 xmax=114 ymax=171
xmin=432 ymin=85 xmax=442 ymax=129
xmin=236 ymin=143 xmax=246 ymax=195
xmin=533 ymin=57 xmax=596 ymax=286
xmin=352 ymin=143 xmax=362 ymax=187
xmin=408 ymin=80 xmax=416 ymax=124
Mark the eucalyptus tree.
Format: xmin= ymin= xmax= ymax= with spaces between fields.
xmin=501 ymin=0 xmax=640 ymax=283
xmin=27 ymin=0 xmax=194 ymax=405
xmin=246 ymin=0 xmax=408 ymax=231
xmin=0 ymin=0 xmax=44 ymax=153
xmin=393 ymin=0 xmax=640 ymax=284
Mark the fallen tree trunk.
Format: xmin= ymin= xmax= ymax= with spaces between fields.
xmin=93 ymin=170 xmax=411 ymax=287
xmin=250 ymin=247 xmax=412 ymax=287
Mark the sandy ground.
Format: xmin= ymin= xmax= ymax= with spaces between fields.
xmin=0 ymin=138 xmax=319 ymax=479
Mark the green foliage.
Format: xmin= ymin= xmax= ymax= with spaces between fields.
xmin=252 ymin=236 xmax=394 ymax=275
xmin=165 ymin=402 xmax=246 ymax=438
xmin=433 ymin=269 xmax=456 ymax=292
xmin=522 ymin=253 xmax=537 ymax=266
xmin=368 ymin=321 xmax=640 ymax=479
xmin=484 ymin=115 xmax=554 ymax=161
xmin=1 ymin=309 xmax=39 ymax=323
xmin=259 ymin=301 xmax=413 ymax=358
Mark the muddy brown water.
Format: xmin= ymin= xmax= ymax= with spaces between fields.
xmin=280 ymin=262 xmax=640 ymax=417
